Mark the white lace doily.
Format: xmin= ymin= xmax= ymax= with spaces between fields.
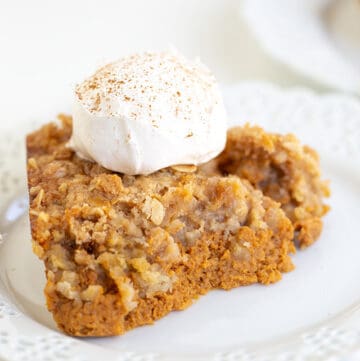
xmin=0 ymin=82 xmax=360 ymax=361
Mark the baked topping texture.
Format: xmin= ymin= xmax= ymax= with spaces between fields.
xmin=26 ymin=116 xmax=328 ymax=336
xmin=201 ymin=125 xmax=330 ymax=248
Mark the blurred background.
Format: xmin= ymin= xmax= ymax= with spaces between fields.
xmin=0 ymin=2 xmax=360 ymax=359
xmin=0 ymin=0 xmax=359 ymax=131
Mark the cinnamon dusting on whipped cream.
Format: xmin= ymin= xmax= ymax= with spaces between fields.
xmin=68 ymin=50 xmax=227 ymax=175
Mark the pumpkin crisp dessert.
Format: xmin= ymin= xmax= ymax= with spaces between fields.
xmin=26 ymin=50 xmax=329 ymax=337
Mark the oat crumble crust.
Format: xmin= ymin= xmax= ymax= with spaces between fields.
xmin=26 ymin=116 xmax=327 ymax=337
xmin=200 ymin=125 xmax=330 ymax=248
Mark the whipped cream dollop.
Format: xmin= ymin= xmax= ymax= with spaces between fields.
xmin=68 ymin=50 xmax=227 ymax=175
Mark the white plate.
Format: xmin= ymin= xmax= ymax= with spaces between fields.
xmin=0 ymin=83 xmax=360 ymax=361
xmin=241 ymin=0 xmax=360 ymax=94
